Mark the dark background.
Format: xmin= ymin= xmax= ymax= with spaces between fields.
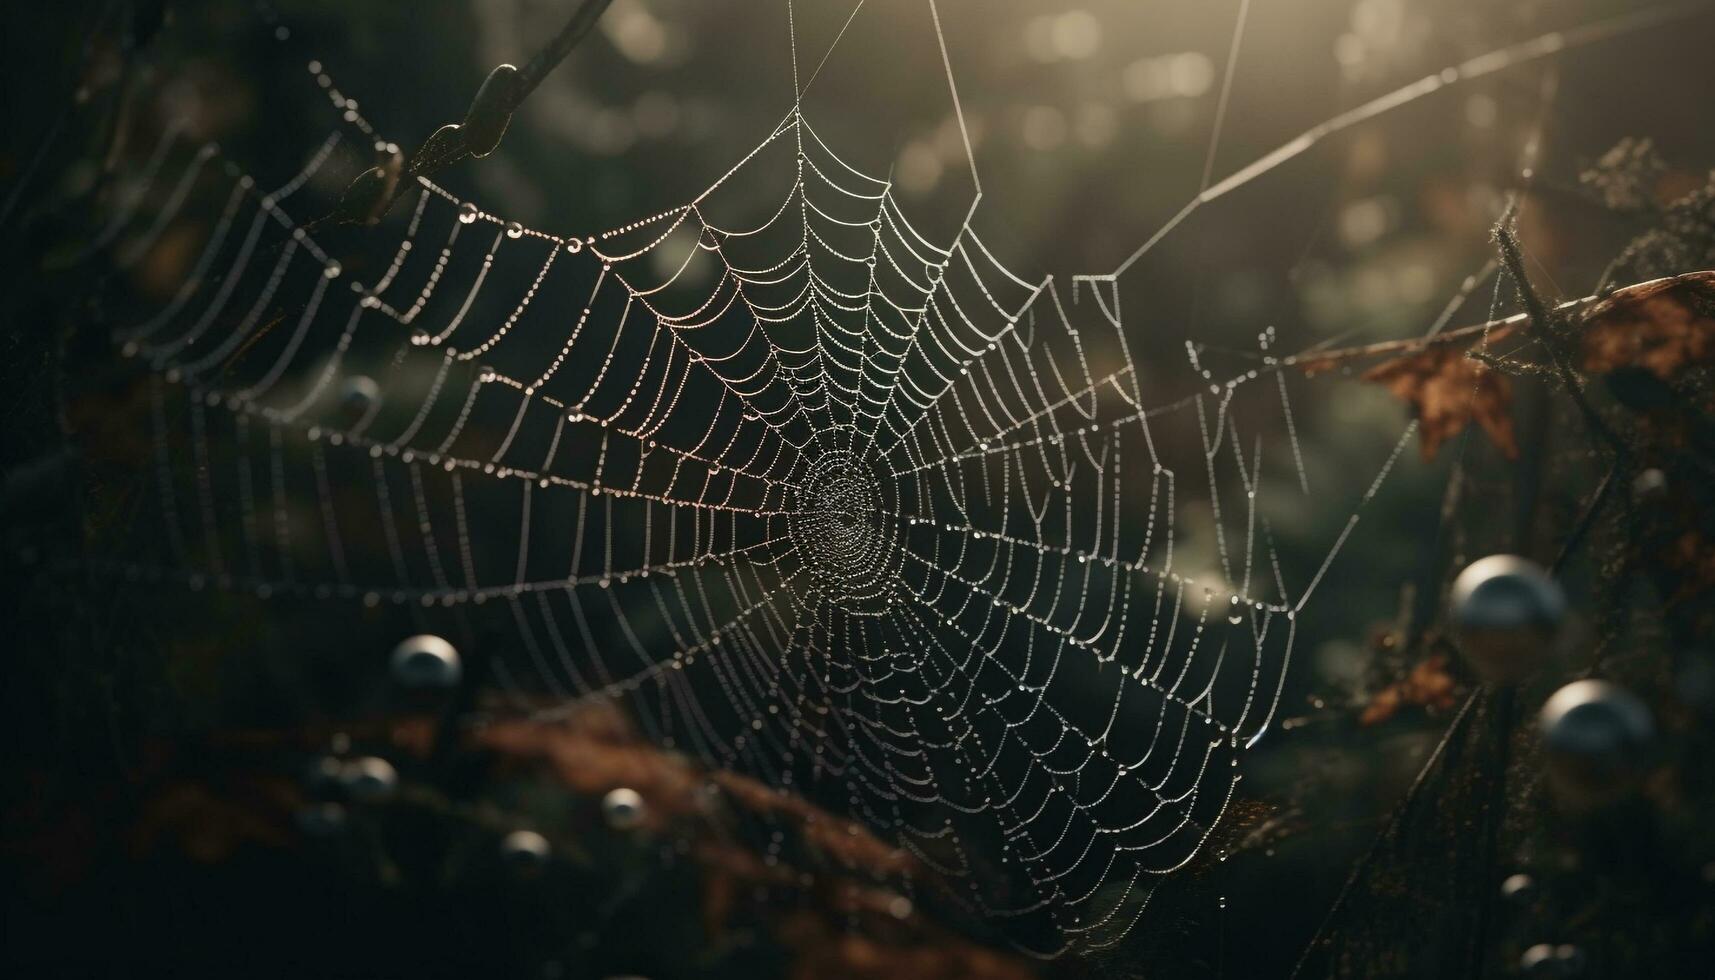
xmin=5 ymin=1 xmax=1715 ymax=976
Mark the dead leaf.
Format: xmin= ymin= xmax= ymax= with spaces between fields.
xmin=1580 ymin=271 xmax=1715 ymax=380
xmin=1295 ymin=272 xmax=1715 ymax=460
xmin=129 ymin=777 xmax=293 ymax=864
xmin=474 ymin=702 xmax=705 ymax=829
xmin=1362 ymin=343 xmax=1519 ymax=461
xmin=467 ymin=706 xmax=1029 ymax=975
xmin=1665 ymin=529 xmax=1715 ymax=605
xmin=1360 ymin=653 xmax=1459 ymax=727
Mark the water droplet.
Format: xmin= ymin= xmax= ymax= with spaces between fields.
xmin=499 ymin=830 xmax=551 ymax=874
xmin=458 ymin=202 xmax=479 ymax=224
xmin=603 ymin=787 xmax=645 ymax=829
xmin=505 ymin=220 xmax=524 ymax=239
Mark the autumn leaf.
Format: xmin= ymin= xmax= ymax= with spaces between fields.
xmin=1361 ymin=341 xmax=1520 ymax=461
xmin=463 ymin=706 xmax=1032 ymax=976
xmin=129 ymin=778 xmax=293 ymax=864
xmin=1359 ymin=653 xmax=1460 ymax=727
xmin=1299 ymin=272 xmax=1714 ymax=461
xmin=1579 ymin=270 xmax=1715 ymax=380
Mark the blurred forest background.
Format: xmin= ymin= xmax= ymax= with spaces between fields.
xmin=4 ymin=0 xmax=1715 ymax=976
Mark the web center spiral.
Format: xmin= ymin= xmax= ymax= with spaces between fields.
xmin=788 ymin=449 xmax=898 ymax=613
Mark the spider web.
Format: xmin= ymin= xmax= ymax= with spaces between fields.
xmin=45 ymin=0 xmax=1697 ymax=958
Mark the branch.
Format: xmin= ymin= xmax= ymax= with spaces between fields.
xmin=1492 ymin=213 xmax=1630 ymax=457
xmin=514 ymin=0 xmax=616 ymax=102
xmin=1289 ymin=271 xmax=1714 ymax=376
xmin=330 ymin=0 xmax=615 ymax=226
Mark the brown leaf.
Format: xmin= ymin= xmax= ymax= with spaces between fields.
xmin=1362 ymin=341 xmax=1519 ymax=461
xmin=1665 ymin=529 xmax=1715 ymax=606
xmin=1579 ymin=271 xmax=1715 ymax=379
xmin=474 ymin=703 xmax=706 ymax=829
xmin=467 ymin=706 xmax=1032 ymax=975
xmin=1296 ymin=272 xmax=1714 ymax=460
xmin=1358 ymin=686 xmax=1403 ymax=727
xmin=1360 ymin=653 xmax=1459 ymax=727
xmin=128 ymin=777 xmax=293 ymax=864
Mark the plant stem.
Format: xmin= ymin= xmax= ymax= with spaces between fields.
xmin=514 ymin=0 xmax=617 ymax=104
